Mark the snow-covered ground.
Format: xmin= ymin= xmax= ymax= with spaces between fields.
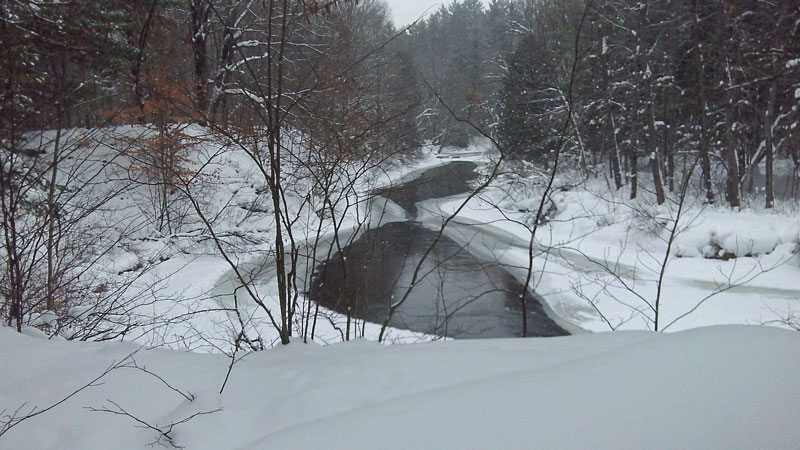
xmin=3 ymin=132 xmax=799 ymax=448
xmin=21 ymin=125 xmax=448 ymax=349
xmin=34 ymin=128 xmax=797 ymax=346
xmin=1 ymin=325 xmax=798 ymax=449
xmin=426 ymin=139 xmax=800 ymax=334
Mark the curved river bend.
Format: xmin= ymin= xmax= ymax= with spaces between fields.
xmin=308 ymin=161 xmax=568 ymax=339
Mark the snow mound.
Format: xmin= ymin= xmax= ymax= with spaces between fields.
xmin=1 ymin=326 xmax=798 ymax=449
xmin=674 ymin=211 xmax=798 ymax=258
xmin=100 ymin=248 xmax=141 ymax=274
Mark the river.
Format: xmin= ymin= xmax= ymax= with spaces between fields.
xmin=307 ymin=160 xmax=568 ymax=339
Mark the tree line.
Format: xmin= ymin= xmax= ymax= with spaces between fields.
xmin=405 ymin=0 xmax=800 ymax=208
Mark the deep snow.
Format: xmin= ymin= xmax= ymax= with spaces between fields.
xmin=429 ymin=140 xmax=800 ymax=333
xmin=1 ymin=325 xmax=798 ymax=449
xmin=3 ymin=131 xmax=800 ymax=449
xmin=25 ymin=128 xmax=799 ymax=346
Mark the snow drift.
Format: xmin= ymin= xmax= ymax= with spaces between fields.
xmin=1 ymin=325 xmax=798 ymax=449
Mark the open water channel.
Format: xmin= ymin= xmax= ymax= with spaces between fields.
xmin=308 ymin=161 xmax=568 ymax=339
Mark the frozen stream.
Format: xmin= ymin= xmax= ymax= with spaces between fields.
xmin=307 ymin=161 xmax=568 ymax=339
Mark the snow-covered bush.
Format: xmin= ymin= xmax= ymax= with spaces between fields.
xmin=673 ymin=211 xmax=797 ymax=259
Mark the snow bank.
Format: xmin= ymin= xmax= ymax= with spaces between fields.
xmin=435 ymin=165 xmax=800 ymax=333
xmin=673 ymin=211 xmax=799 ymax=258
xmin=1 ymin=325 xmax=798 ymax=449
xmin=100 ymin=248 xmax=141 ymax=275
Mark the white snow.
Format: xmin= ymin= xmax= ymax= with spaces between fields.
xmin=1 ymin=325 xmax=798 ymax=449
xmin=426 ymin=153 xmax=800 ymax=334
xmin=4 ymin=129 xmax=799 ymax=449
xmin=101 ymin=248 xmax=141 ymax=275
xmin=672 ymin=210 xmax=791 ymax=257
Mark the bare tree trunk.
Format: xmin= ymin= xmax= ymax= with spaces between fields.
xmin=654 ymin=156 xmax=700 ymax=331
xmin=664 ymin=97 xmax=675 ymax=192
xmin=692 ymin=0 xmax=714 ymax=204
xmin=191 ymin=0 xmax=210 ymax=122
xmin=697 ymin=106 xmax=714 ymax=205
xmin=647 ymin=99 xmax=665 ymax=205
xmin=270 ymin=0 xmax=292 ymax=345
xmin=46 ymin=112 xmax=63 ymax=311
xmin=629 ymin=137 xmax=638 ymax=200
xmin=792 ymin=152 xmax=800 ymax=201
xmin=724 ymin=106 xmax=740 ymax=208
xmin=207 ymin=2 xmax=243 ymax=124
xmin=650 ymin=149 xmax=665 ymax=204
xmin=764 ymin=83 xmax=776 ymax=209
xmin=608 ymin=110 xmax=623 ymax=190
xmin=46 ymin=56 xmax=67 ymax=313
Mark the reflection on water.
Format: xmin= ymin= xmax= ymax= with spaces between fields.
xmin=309 ymin=222 xmax=567 ymax=338
xmin=373 ymin=161 xmax=479 ymax=218
xmin=308 ymin=161 xmax=568 ymax=339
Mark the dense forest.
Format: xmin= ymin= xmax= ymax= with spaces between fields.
xmin=2 ymin=2 xmax=800 ymax=446
xmin=405 ymin=0 xmax=800 ymax=209
xmin=1 ymin=0 xmax=799 ymax=337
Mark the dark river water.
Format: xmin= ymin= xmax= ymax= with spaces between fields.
xmin=307 ymin=161 xmax=568 ymax=339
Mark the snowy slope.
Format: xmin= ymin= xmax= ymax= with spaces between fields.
xmin=1 ymin=325 xmax=798 ymax=449
xmin=422 ymin=144 xmax=800 ymax=333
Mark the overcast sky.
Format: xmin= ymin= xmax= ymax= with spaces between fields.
xmin=384 ymin=0 xmax=488 ymax=27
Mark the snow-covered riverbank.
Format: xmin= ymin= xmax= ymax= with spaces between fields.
xmin=3 ymin=138 xmax=799 ymax=449
xmin=150 ymin=138 xmax=799 ymax=344
xmin=428 ymin=141 xmax=800 ymax=333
